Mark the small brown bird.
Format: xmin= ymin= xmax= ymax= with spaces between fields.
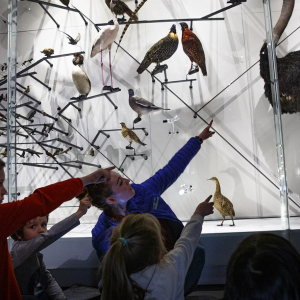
xmin=208 ymin=177 xmax=235 ymax=226
xmin=23 ymin=86 xmax=30 ymax=95
xmin=180 ymin=22 xmax=207 ymax=77
xmin=128 ymin=89 xmax=170 ymax=124
xmin=46 ymin=151 xmax=57 ymax=160
xmin=21 ymin=58 xmax=33 ymax=66
xmin=90 ymin=148 xmax=95 ymax=156
xmin=41 ymin=48 xmax=54 ymax=57
xmin=0 ymin=112 xmax=7 ymax=119
xmin=48 ymin=123 xmax=54 ymax=133
xmin=59 ymin=0 xmax=69 ymax=7
xmin=120 ymin=122 xmax=146 ymax=148
xmin=58 ymin=147 xmax=72 ymax=155
xmin=26 ymin=148 xmax=43 ymax=157
xmin=41 ymin=124 xmax=47 ymax=135
xmin=0 ymin=148 xmax=7 ymax=157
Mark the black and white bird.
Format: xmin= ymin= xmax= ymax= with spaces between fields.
xmin=90 ymin=0 xmax=119 ymax=90
xmin=72 ymin=54 xmax=91 ymax=98
xmin=61 ymin=32 xmax=81 ymax=45
xmin=128 ymin=89 xmax=170 ymax=124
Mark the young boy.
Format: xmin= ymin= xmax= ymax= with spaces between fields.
xmin=10 ymin=196 xmax=92 ymax=299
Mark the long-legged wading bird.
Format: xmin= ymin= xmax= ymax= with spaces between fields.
xmin=137 ymin=24 xmax=178 ymax=74
xmin=180 ymin=22 xmax=207 ymax=77
xmin=105 ymin=0 xmax=138 ymax=23
xmin=128 ymin=89 xmax=170 ymax=124
xmin=120 ymin=122 xmax=146 ymax=149
xmin=72 ymin=54 xmax=91 ymax=99
xmin=91 ymin=0 xmax=119 ymax=91
xmin=208 ymin=177 xmax=235 ymax=226
xmin=260 ymin=0 xmax=300 ymax=114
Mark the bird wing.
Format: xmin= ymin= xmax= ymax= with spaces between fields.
xmin=134 ymin=96 xmax=161 ymax=109
xmin=90 ymin=31 xmax=104 ymax=57
xmin=74 ymin=33 xmax=81 ymax=43
xmin=220 ymin=196 xmax=235 ymax=217
xmin=62 ymin=31 xmax=74 ymax=41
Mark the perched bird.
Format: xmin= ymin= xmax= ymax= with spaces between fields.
xmin=137 ymin=24 xmax=179 ymax=74
xmin=128 ymin=89 xmax=170 ymax=124
xmin=48 ymin=123 xmax=54 ymax=133
xmin=1 ymin=63 xmax=7 ymax=71
xmin=0 ymin=148 xmax=7 ymax=157
xmin=208 ymin=177 xmax=235 ymax=226
xmin=21 ymin=58 xmax=33 ymax=66
xmin=41 ymin=124 xmax=47 ymax=135
xmin=22 ymin=86 xmax=31 ymax=95
xmin=46 ymin=151 xmax=57 ymax=160
xmin=58 ymin=147 xmax=72 ymax=155
xmin=120 ymin=122 xmax=146 ymax=148
xmin=60 ymin=32 xmax=81 ymax=45
xmin=53 ymin=148 xmax=61 ymax=156
xmin=180 ymin=22 xmax=207 ymax=77
xmin=0 ymin=112 xmax=7 ymax=119
xmin=29 ymin=128 xmax=37 ymax=135
xmin=17 ymin=151 xmax=25 ymax=158
xmin=0 ymin=130 xmax=6 ymax=136
xmin=26 ymin=148 xmax=43 ymax=157
xmin=72 ymin=54 xmax=91 ymax=98
xmin=1 ymin=75 xmax=7 ymax=79
xmin=91 ymin=0 xmax=119 ymax=90
xmin=41 ymin=48 xmax=54 ymax=57
xmin=28 ymin=110 xmax=36 ymax=119
xmin=90 ymin=148 xmax=95 ymax=156
xmin=105 ymin=0 xmax=138 ymax=22
xmin=59 ymin=0 xmax=69 ymax=7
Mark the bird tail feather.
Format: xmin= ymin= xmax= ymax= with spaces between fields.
xmin=137 ymin=57 xmax=152 ymax=74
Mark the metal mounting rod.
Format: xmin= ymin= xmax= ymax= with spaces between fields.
xmin=24 ymin=104 xmax=58 ymax=121
xmin=60 ymin=163 xmax=82 ymax=169
xmin=29 ymin=74 xmax=51 ymax=90
xmin=74 ymin=160 xmax=101 ymax=168
xmin=23 ymin=162 xmax=58 ymax=170
xmin=16 ymin=88 xmax=41 ymax=104
xmin=57 ymin=138 xmax=83 ymax=150
xmin=39 ymin=143 xmax=63 ymax=151
xmin=39 ymin=2 xmax=60 ymax=28
xmin=16 ymin=101 xmax=33 ymax=108
xmin=161 ymin=79 xmax=197 ymax=90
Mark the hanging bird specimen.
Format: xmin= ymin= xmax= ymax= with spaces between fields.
xmin=26 ymin=148 xmax=43 ymax=157
xmin=59 ymin=0 xmax=69 ymax=7
xmin=137 ymin=24 xmax=178 ymax=75
xmin=128 ymin=89 xmax=170 ymax=124
xmin=41 ymin=48 xmax=54 ymax=57
xmin=60 ymin=32 xmax=81 ymax=45
xmin=260 ymin=0 xmax=300 ymax=114
xmin=58 ymin=147 xmax=72 ymax=155
xmin=90 ymin=148 xmax=95 ymax=156
xmin=180 ymin=22 xmax=207 ymax=77
xmin=120 ymin=122 xmax=146 ymax=149
xmin=46 ymin=150 xmax=57 ymax=160
xmin=208 ymin=177 xmax=235 ymax=226
xmin=91 ymin=0 xmax=119 ymax=91
xmin=72 ymin=54 xmax=91 ymax=99
xmin=21 ymin=58 xmax=33 ymax=66
xmin=105 ymin=0 xmax=138 ymax=23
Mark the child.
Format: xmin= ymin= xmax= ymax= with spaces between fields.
xmin=10 ymin=195 xmax=92 ymax=300
xmin=101 ymin=195 xmax=214 ymax=300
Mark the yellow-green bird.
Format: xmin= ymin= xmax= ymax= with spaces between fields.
xmin=208 ymin=177 xmax=235 ymax=226
xmin=120 ymin=122 xmax=146 ymax=148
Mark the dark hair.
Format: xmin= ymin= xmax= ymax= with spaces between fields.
xmin=101 ymin=213 xmax=167 ymax=300
xmin=10 ymin=215 xmax=49 ymax=241
xmin=0 ymin=159 xmax=5 ymax=170
xmin=77 ymin=183 xmax=120 ymax=218
xmin=223 ymin=232 xmax=300 ymax=300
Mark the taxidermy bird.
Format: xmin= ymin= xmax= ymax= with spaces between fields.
xmin=137 ymin=24 xmax=179 ymax=74
xmin=41 ymin=124 xmax=47 ymax=136
xmin=26 ymin=148 xmax=43 ymax=157
xmin=208 ymin=177 xmax=235 ymax=226
xmin=48 ymin=123 xmax=54 ymax=133
xmin=72 ymin=54 xmax=91 ymax=98
xmin=0 ymin=112 xmax=7 ymax=119
xmin=59 ymin=0 xmax=69 ymax=7
xmin=58 ymin=147 xmax=72 ymax=155
xmin=180 ymin=22 xmax=207 ymax=77
xmin=260 ymin=0 xmax=300 ymax=114
xmin=120 ymin=122 xmax=146 ymax=148
xmin=41 ymin=48 xmax=54 ymax=57
xmin=105 ymin=0 xmax=138 ymax=22
xmin=46 ymin=151 xmax=57 ymax=160
xmin=90 ymin=0 xmax=119 ymax=90
xmin=61 ymin=32 xmax=81 ymax=45
xmin=21 ymin=58 xmax=33 ymax=66
xmin=23 ymin=86 xmax=31 ymax=95
xmin=17 ymin=151 xmax=25 ymax=158
xmin=28 ymin=110 xmax=36 ymax=120
xmin=0 ymin=148 xmax=7 ymax=158
xmin=90 ymin=148 xmax=95 ymax=156
xmin=128 ymin=89 xmax=170 ymax=124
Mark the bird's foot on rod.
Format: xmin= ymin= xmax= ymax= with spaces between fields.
xmin=188 ymin=66 xmax=199 ymax=76
xmin=151 ymin=64 xmax=168 ymax=76
xmin=126 ymin=145 xmax=134 ymax=150
xmin=103 ymin=85 xmax=120 ymax=92
xmin=117 ymin=17 xmax=126 ymax=24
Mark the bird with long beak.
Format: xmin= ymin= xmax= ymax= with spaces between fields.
xmin=90 ymin=0 xmax=119 ymax=91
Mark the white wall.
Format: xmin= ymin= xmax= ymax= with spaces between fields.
xmin=0 ymin=0 xmax=300 ymax=228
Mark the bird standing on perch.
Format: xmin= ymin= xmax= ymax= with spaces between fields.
xmin=40 ymin=48 xmax=54 ymax=57
xmin=91 ymin=0 xmax=119 ymax=91
xmin=120 ymin=122 xmax=146 ymax=149
xmin=180 ymin=22 xmax=207 ymax=78
xmin=128 ymin=89 xmax=170 ymax=124
xmin=72 ymin=54 xmax=91 ymax=99
xmin=208 ymin=177 xmax=235 ymax=226
xmin=137 ymin=24 xmax=178 ymax=74
xmin=105 ymin=0 xmax=138 ymax=23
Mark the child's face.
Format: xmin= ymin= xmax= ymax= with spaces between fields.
xmin=20 ymin=216 xmax=48 ymax=241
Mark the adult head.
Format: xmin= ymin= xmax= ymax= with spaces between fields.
xmin=101 ymin=213 xmax=167 ymax=300
xmin=0 ymin=159 xmax=7 ymax=204
xmin=77 ymin=170 xmax=135 ymax=217
xmin=223 ymin=232 xmax=300 ymax=300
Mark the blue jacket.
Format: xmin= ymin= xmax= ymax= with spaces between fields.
xmin=92 ymin=137 xmax=201 ymax=258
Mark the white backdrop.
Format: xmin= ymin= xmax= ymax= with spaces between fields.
xmin=0 ymin=0 xmax=300 ymax=229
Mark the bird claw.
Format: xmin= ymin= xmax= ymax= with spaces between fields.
xmin=126 ymin=145 xmax=134 ymax=150
xmin=133 ymin=117 xmax=142 ymax=124
xmin=103 ymin=85 xmax=120 ymax=92
xmin=188 ymin=66 xmax=199 ymax=76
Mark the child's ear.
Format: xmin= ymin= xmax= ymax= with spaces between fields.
xmin=106 ymin=197 xmax=116 ymax=205
xmin=16 ymin=234 xmax=23 ymax=241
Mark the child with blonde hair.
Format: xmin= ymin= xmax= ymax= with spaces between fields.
xmin=10 ymin=196 xmax=92 ymax=299
xmin=101 ymin=195 xmax=214 ymax=300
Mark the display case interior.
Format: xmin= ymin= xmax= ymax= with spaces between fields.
xmin=1 ymin=0 xmax=300 ymax=236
